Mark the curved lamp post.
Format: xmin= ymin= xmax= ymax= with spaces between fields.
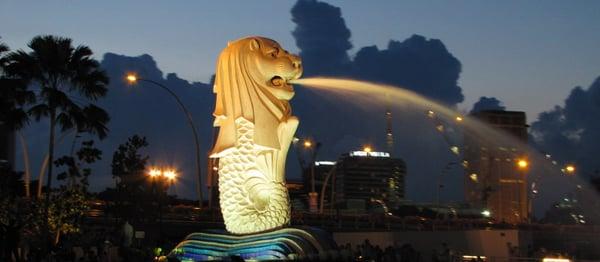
xmin=126 ymin=74 xmax=203 ymax=208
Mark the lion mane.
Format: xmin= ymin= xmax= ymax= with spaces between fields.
xmin=210 ymin=36 xmax=293 ymax=157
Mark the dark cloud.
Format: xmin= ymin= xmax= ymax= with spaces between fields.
xmin=531 ymin=77 xmax=600 ymax=178
xmin=291 ymin=0 xmax=463 ymax=106
xmin=289 ymin=0 xmax=465 ymax=202
xmin=470 ymin=96 xmax=506 ymax=113
xmin=353 ymin=36 xmax=464 ymax=105
xmin=291 ymin=0 xmax=352 ymax=76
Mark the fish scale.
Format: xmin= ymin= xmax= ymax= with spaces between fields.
xmin=218 ymin=117 xmax=290 ymax=234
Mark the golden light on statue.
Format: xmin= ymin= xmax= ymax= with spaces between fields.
xmin=209 ymin=36 xmax=302 ymax=234
xmin=126 ymin=73 xmax=138 ymax=84
xmin=517 ymin=159 xmax=529 ymax=169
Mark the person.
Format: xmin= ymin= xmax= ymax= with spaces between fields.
xmin=121 ymin=220 xmax=133 ymax=248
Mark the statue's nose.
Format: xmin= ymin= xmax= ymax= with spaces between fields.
xmin=292 ymin=60 xmax=301 ymax=69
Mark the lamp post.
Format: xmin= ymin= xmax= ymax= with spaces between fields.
xmin=516 ymin=158 xmax=529 ymax=223
xmin=126 ymin=74 xmax=203 ymax=208
xmin=303 ymin=139 xmax=321 ymax=213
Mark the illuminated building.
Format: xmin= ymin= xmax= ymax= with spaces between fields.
xmin=334 ymin=150 xmax=406 ymax=210
xmin=464 ymin=110 xmax=529 ymax=224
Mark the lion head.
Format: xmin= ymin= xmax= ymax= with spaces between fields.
xmin=211 ymin=36 xmax=303 ymax=156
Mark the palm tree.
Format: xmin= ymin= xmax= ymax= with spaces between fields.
xmin=0 ymin=39 xmax=35 ymax=196
xmin=4 ymin=36 xmax=110 ymax=243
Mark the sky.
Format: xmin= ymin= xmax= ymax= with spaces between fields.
xmin=2 ymin=1 xmax=600 ymax=120
xmin=1 ymin=1 xmax=600 ymax=209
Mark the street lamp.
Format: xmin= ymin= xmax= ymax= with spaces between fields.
xmin=564 ymin=164 xmax=576 ymax=175
xmin=517 ymin=159 xmax=529 ymax=169
xmin=126 ymin=73 xmax=203 ymax=208
xmin=303 ymin=138 xmax=321 ymax=213
xmin=515 ymin=158 xmax=529 ymax=222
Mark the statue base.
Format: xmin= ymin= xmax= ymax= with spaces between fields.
xmin=167 ymin=226 xmax=337 ymax=261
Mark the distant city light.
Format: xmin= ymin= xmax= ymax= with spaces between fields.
xmin=517 ymin=159 xmax=529 ymax=169
xmin=469 ymin=173 xmax=478 ymax=182
xmin=350 ymin=151 xmax=390 ymax=158
xmin=315 ymin=161 xmax=336 ymax=166
xmin=481 ymin=209 xmax=491 ymax=217
xmin=542 ymin=258 xmax=571 ymax=262
xmin=450 ymin=146 xmax=460 ymax=155
xmin=455 ymin=116 xmax=463 ymax=122
xmin=303 ymin=140 xmax=312 ymax=148
xmin=564 ymin=165 xmax=575 ymax=174
xmin=463 ymin=255 xmax=486 ymax=260
xmin=363 ymin=146 xmax=372 ymax=153
xmin=427 ymin=110 xmax=435 ymax=118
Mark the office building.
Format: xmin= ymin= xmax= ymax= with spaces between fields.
xmin=464 ymin=110 xmax=529 ymax=224
xmin=334 ymin=150 xmax=406 ymax=210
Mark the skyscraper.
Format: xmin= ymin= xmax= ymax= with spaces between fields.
xmin=464 ymin=110 xmax=529 ymax=224
xmin=334 ymin=150 xmax=406 ymax=210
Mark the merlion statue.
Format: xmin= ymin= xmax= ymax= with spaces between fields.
xmin=210 ymin=36 xmax=302 ymax=234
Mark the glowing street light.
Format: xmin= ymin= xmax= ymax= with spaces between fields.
xmin=300 ymin=138 xmax=321 ymax=213
xmin=163 ymin=169 xmax=177 ymax=181
xmin=564 ymin=164 xmax=576 ymax=174
xmin=363 ymin=146 xmax=372 ymax=153
xmin=303 ymin=140 xmax=312 ymax=148
xmin=455 ymin=116 xmax=463 ymax=122
xmin=126 ymin=73 xmax=138 ymax=84
xmin=517 ymin=159 xmax=529 ymax=169
xmin=148 ymin=168 xmax=162 ymax=178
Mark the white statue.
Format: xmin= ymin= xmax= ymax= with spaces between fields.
xmin=210 ymin=36 xmax=303 ymax=234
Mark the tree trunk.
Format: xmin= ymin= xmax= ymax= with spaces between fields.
xmin=37 ymin=156 xmax=49 ymax=198
xmin=17 ymin=131 xmax=31 ymax=198
xmin=37 ymin=131 xmax=72 ymax=198
xmin=44 ymin=109 xmax=56 ymax=250
xmin=54 ymin=230 xmax=60 ymax=246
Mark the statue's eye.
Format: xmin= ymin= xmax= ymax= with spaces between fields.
xmin=268 ymin=48 xmax=279 ymax=58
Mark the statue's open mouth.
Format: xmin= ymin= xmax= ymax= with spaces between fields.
xmin=271 ymin=76 xmax=285 ymax=87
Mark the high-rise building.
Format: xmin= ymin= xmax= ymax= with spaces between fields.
xmin=464 ymin=110 xmax=529 ymax=224
xmin=334 ymin=151 xmax=406 ymax=210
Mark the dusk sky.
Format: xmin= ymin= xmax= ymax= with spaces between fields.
xmin=2 ymin=1 xmax=600 ymax=205
xmin=2 ymin=1 xmax=600 ymax=120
